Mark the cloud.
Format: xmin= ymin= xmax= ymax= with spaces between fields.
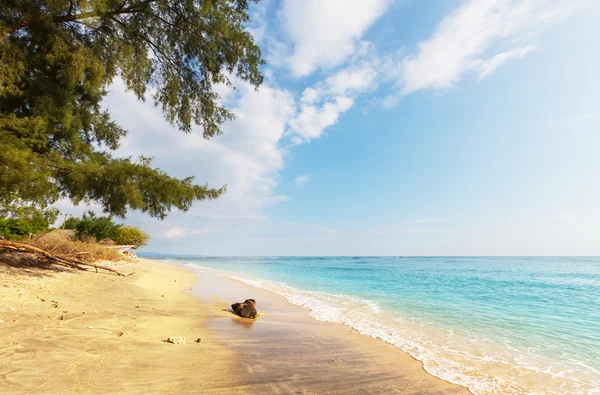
xmin=277 ymin=0 xmax=390 ymax=77
xmin=165 ymin=228 xmax=186 ymax=239
xmin=288 ymin=96 xmax=354 ymax=142
xmin=165 ymin=227 xmax=222 ymax=239
xmin=399 ymin=0 xmax=571 ymax=94
xmin=472 ymin=45 xmax=535 ymax=79
xmin=295 ymin=175 xmax=309 ymax=185
xmin=289 ymin=61 xmax=378 ymax=142
xmin=60 ymin=1 xmax=387 ymax=250
xmin=89 ymin=76 xmax=299 ymax=248
xmin=247 ymin=0 xmax=271 ymax=44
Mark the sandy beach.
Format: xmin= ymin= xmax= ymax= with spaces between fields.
xmin=0 ymin=257 xmax=469 ymax=394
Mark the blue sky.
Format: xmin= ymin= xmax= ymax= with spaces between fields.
xmin=61 ymin=0 xmax=600 ymax=255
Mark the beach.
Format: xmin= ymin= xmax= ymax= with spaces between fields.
xmin=171 ymin=256 xmax=600 ymax=395
xmin=0 ymin=257 xmax=469 ymax=394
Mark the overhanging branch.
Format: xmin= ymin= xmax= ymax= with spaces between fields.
xmin=5 ymin=0 xmax=163 ymax=33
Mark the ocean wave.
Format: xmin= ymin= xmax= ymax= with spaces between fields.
xmin=224 ymin=273 xmax=600 ymax=395
xmin=184 ymin=262 xmax=213 ymax=270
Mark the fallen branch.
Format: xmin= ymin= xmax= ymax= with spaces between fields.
xmin=0 ymin=240 xmax=132 ymax=276
xmin=64 ymin=251 xmax=91 ymax=256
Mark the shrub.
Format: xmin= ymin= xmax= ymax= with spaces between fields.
xmin=63 ymin=216 xmax=81 ymax=230
xmin=73 ymin=211 xmax=120 ymax=242
xmin=113 ymin=227 xmax=150 ymax=249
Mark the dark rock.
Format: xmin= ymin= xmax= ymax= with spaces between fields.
xmin=195 ymin=338 xmax=201 ymax=343
xmin=231 ymin=299 xmax=257 ymax=319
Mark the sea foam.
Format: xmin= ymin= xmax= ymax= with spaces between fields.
xmin=174 ymin=257 xmax=600 ymax=395
xmin=223 ymin=272 xmax=600 ymax=395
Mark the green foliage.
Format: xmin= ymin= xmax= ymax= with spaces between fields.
xmin=113 ymin=226 xmax=149 ymax=248
xmin=63 ymin=216 xmax=81 ymax=230
xmin=0 ymin=0 xmax=263 ymax=219
xmin=0 ymin=206 xmax=59 ymax=239
xmin=72 ymin=210 xmax=120 ymax=242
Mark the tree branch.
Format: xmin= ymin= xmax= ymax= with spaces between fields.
xmin=109 ymin=15 xmax=197 ymax=83
xmin=5 ymin=0 xmax=163 ymax=33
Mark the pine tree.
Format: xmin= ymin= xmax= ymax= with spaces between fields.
xmin=0 ymin=0 xmax=264 ymax=219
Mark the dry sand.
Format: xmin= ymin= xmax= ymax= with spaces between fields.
xmin=0 ymin=258 xmax=238 ymax=394
xmin=0 ymin=257 xmax=470 ymax=394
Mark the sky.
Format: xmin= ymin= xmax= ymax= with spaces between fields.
xmin=59 ymin=0 xmax=600 ymax=256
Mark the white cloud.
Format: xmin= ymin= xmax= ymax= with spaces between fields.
xmin=295 ymin=175 xmax=309 ymax=185
xmin=278 ymin=0 xmax=390 ymax=77
xmin=93 ymin=76 xmax=299 ymax=248
xmin=165 ymin=228 xmax=186 ymax=239
xmin=289 ymin=62 xmax=378 ymax=142
xmin=165 ymin=227 xmax=222 ymax=239
xmin=472 ymin=45 xmax=535 ymax=79
xmin=247 ymin=0 xmax=271 ymax=43
xmin=324 ymin=65 xmax=379 ymax=96
xmin=399 ymin=0 xmax=571 ymax=94
xmin=289 ymin=96 xmax=353 ymax=142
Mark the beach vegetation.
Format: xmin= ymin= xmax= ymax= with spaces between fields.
xmin=63 ymin=211 xmax=148 ymax=247
xmin=28 ymin=231 xmax=123 ymax=262
xmin=0 ymin=206 xmax=59 ymax=240
xmin=113 ymin=226 xmax=149 ymax=248
xmin=65 ymin=211 xmax=121 ymax=242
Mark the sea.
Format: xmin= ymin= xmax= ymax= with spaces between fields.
xmin=143 ymin=255 xmax=600 ymax=394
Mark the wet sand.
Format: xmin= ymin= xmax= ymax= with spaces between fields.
xmin=0 ymin=257 xmax=470 ymax=394
xmin=192 ymin=269 xmax=471 ymax=394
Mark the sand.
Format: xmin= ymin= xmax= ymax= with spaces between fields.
xmin=193 ymin=270 xmax=471 ymax=395
xmin=0 ymin=257 xmax=470 ymax=394
xmin=0 ymin=258 xmax=238 ymax=394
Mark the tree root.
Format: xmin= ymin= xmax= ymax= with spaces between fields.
xmin=0 ymin=240 xmax=133 ymax=276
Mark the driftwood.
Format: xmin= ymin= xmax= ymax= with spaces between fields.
xmin=0 ymin=240 xmax=133 ymax=276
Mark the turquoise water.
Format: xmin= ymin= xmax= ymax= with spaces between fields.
xmin=149 ymin=255 xmax=600 ymax=394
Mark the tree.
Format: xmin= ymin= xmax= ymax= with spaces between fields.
xmin=63 ymin=216 xmax=81 ymax=230
xmin=74 ymin=211 xmax=120 ymax=242
xmin=0 ymin=206 xmax=59 ymax=239
xmin=113 ymin=226 xmax=149 ymax=248
xmin=0 ymin=0 xmax=264 ymax=219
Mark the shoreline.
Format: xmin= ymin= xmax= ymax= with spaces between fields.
xmin=1 ymin=257 xmax=469 ymax=394
xmin=186 ymin=261 xmax=471 ymax=394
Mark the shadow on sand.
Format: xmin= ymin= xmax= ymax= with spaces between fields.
xmin=0 ymin=251 xmax=67 ymax=278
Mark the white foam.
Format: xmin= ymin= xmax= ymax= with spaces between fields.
xmin=182 ymin=262 xmax=213 ymax=270
xmin=224 ymin=273 xmax=600 ymax=395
